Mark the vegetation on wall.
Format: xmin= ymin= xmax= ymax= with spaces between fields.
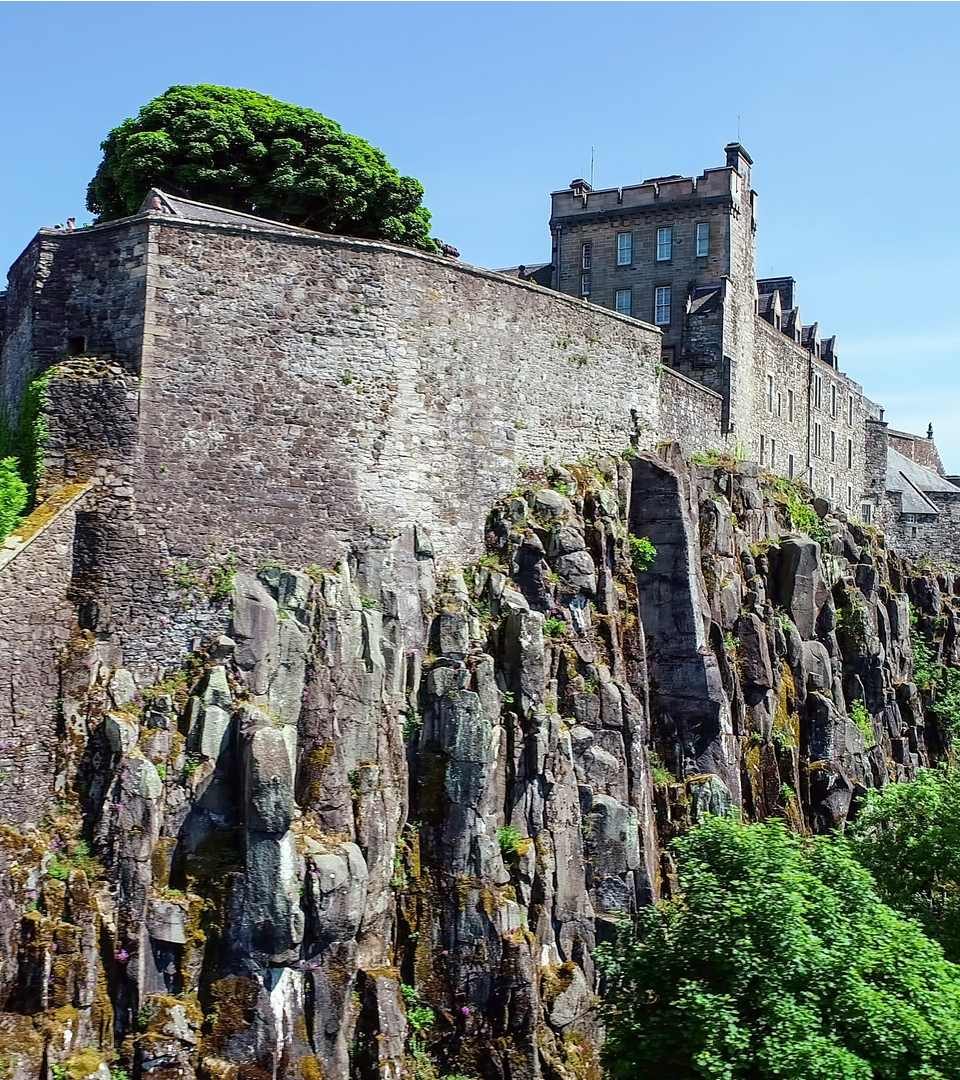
xmin=0 ymin=369 xmax=51 ymax=540
xmin=597 ymin=815 xmax=960 ymax=1079
xmin=87 ymin=84 xmax=438 ymax=252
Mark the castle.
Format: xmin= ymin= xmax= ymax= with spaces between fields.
xmin=505 ymin=142 xmax=960 ymax=561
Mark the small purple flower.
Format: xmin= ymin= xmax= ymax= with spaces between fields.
xmin=460 ymin=1006 xmax=471 ymax=1017
xmin=115 ymin=947 xmax=130 ymax=964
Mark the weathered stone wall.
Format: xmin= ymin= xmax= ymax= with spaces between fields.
xmin=0 ymin=221 xmax=149 ymax=420
xmin=64 ymin=217 xmax=661 ymax=664
xmin=865 ymin=418 xmax=890 ymax=526
xmin=659 ymin=366 xmax=723 ymax=453
xmin=0 ymin=485 xmax=89 ymax=823
xmin=887 ymin=490 xmax=960 ymax=565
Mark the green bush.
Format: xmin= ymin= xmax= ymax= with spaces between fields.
xmin=0 ymin=457 xmax=28 ymax=540
xmin=88 ymin=84 xmax=437 ymax=251
xmin=542 ymin=615 xmax=567 ymax=638
xmin=628 ymin=534 xmax=657 ymax=574
xmin=848 ymin=767 xmax=960 ymax=963
xmin=597 ymin=815 xmax=960 ymax=1078
xmin=849 ymin=700 xmax=875 ymax=748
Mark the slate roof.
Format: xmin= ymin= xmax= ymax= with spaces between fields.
xmin=139 ymin=189 xmax=313 ymax=234
xmin=886 ymin=446 xmax=959 ymax=515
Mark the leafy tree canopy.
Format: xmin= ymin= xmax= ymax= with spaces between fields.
xmin=596 ymin=815 xmax=960 ymax=1079
xmin=87 ymin=84 xmax=437 ymax=251
xmin=848 ymin=767 xmax=960 ymax=963
xmin=0 ymin=456 xmax=28 ymax=541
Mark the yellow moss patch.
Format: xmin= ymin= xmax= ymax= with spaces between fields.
xmin=772 ymin=665 xmax=799 ymax=748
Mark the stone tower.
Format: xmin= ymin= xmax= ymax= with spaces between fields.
xmin=549 ymin=142 xmax=757 ymax=442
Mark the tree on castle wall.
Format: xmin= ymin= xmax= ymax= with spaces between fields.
xmin=86 ymin=84 xmax=438 ymax=252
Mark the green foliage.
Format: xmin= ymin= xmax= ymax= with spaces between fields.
xmin=0 ymin=370 xmax=52 ymax=531
xmin=691 ymin=446 xmax=744 ymax=471
xmin=88 ymin=84 xmax=437 ymax=251
xmin=849 ymin=700 xmax=875 ymax=748
xmin=0 ymin=457 xmax=28 ymax=541
xmin=542 ymin=615 xmax=567 ymax=639
xmin=848 ymin=767 xmax=960 ymax=963
xmin=597 ymin=815 xmax=960 ymax=1079
xmin=836 ymin=598 xmax=870 ymax=653
xmin=628 ymin=533 xmax=657 ymax=574
xmin=360 ymin=594 xmax=379 ymax=611
xmin=496 ymin=824 xmax=529 ymax=857
xmin=46 ymin=838 xmax=100 ymax=882
xmin=402 ymin=707 xmax=422 ymax=741
xmin=400 ymin=984 xmax=435 ymax=1034
xmin=648 ymin=750 xmax=676 ymax=787
xmin=765 ymin=474 xmax=830 ymax=547
xmin=909 ymin=604 xmax=960 ymax=737
xmin=207 ymin=553 xmax=237 ymax=601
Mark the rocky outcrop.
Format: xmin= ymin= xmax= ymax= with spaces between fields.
xmin=0 ymin=449 xmax=955 ymax=1078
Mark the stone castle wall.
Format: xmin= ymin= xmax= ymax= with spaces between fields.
xmin=658 ymin=366 xmax=723 ymax=454
xmin=0 ymin=222 xmax=149 ymax=420
xmin=1 ymin=215 xmax=669 ymax=668
xmin=0 ymin=485 xmax=91 ymax=822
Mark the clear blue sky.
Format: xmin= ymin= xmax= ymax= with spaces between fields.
xmin=2 ymin=2 xmax=957 ymax=466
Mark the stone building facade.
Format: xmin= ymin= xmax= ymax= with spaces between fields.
xmin=546 ymin=143 xmax=871 ymax=516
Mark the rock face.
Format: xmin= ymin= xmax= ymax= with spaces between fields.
xmin=0 ymin=449 xmax=955 ymax=1078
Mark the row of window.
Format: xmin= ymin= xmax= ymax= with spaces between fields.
xmin=766 ymin=373 xmax=857 ymax=425
xmin=581 ymin=222 xmax=709 ymax=272
xmin=759 ymin=431 xmax=854 ymax=471
xmin=578 ymin=281 xmax=673 ymax=325
xmin=813 ymin=373 xmax=856 ymax=423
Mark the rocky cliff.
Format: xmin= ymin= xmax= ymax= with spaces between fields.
xmin=0 ymin=448 xmax=953 ymax=1080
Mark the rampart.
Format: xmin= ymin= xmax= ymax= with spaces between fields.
xmin=658 ymin=366 xmax=723 ymax=454
xmin=2 ymin=213 xmax=671 ymax=669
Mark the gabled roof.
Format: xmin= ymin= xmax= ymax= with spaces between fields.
xmin=139 ymin=189 xmax=313 ymax=234
xmin=886 ymin=446 xmax=959 ymax=515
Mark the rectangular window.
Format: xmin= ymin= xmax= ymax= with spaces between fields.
xmin=770 ymin=438 xmax=776 ymax=467
xmin=830 ymin=476 xmax=836 ymax=500
xmin=847 ymin=485 xmax=853 ymax=509
xmin=788 ymin=389 xmax=795 ymax=422
xmin=615 ymin=288 xmax=632 ymax=315
xmin=861 ymin=502 xmax=873 ymax=525
xmin=814 ymin=374 xmax=823 ymax=409
xmin=695 ymin=222 xmax=709 ymax=257
xmin=580 ymin=272 xmax=591 ymax=297
xmin=581 ymin=241 xmax=592 ymax=270
xmin=656 ymin=226 xmax=672 ymax=261
xmin=766 ymin=374 xmax=774 ymax=413
xmin=616 ymin=232 xmax=633 ymax=266
xmin=788 ymin=453 xmax=795 ymax=479
xmin=831 ymin=384 xmax=838 ymax=419
xmin=815 ymin=422 xmax=822 ymax=457
xmin=759 ymin=434 xmax=766 ymax=466
xmin=830 ymin=430 xmax=836 ymax=463
xmin=847 ymin=438 xmax=853 ymax=468
xmin=848 ymin=394 xmax=854 ymax=425
xmin=654 ymin=285 xmax=672 ymax=325
xmin=777 ymin=392 xmax=783 ymax=417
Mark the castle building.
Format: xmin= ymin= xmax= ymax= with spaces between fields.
xmin=544 ymin=143 xmax=872 ymax=518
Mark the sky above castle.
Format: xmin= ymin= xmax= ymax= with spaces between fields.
xmin=2 ymin=2 xmax=958 ymax=468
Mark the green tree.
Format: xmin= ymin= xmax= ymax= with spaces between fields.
xmin=848 ymin=767 xmax=960 ymax=962
xmin=87 ymin=84 xmax=437 ymax=251
xmin=0 ymin=456 xmax=28 ymax=540
xmin=596 ymin=815 xmax=960 ymax=1079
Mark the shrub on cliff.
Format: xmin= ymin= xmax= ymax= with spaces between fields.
xmin=0 ymin=456 xmax=28 ymax=540
xmin=848 ymin=767 xmax=960 ymax=963
xmin=597 ymin=816 xmax=960 ymax=1079
xmin=87 ymin=84 xmax=438 ymax=251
